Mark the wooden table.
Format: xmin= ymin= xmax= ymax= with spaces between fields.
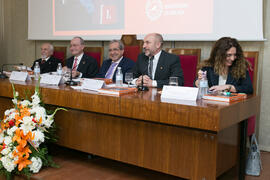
xmin=0 ymin=80 xmax=260 ymax=180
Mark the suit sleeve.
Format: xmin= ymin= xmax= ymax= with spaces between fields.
xmin=234 ymin=71 xmax=253 ymax=94
xmin=156 ymin=55 xmax=184 ymax=88
xmin=82 ymin=58 xmax=99 ymax=78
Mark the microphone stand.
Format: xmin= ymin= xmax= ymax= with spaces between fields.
xmin=0 ymin=63 xmax=24 ymax=79
xmin=65 ymin=69 xmax=78 ymax=86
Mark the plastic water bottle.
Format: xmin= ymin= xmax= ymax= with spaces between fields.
xmin=57 ymin=63 xmax=62 ymax=75
xmin=198 ymin=71 xmax=209 ymax=99
xmin=115 ymin=67 xmax=123 ymax=87
xmin=34 ymin=62 xmax=40 ymax=80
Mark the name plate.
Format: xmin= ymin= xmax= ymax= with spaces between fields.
xmin=40 ymin=74 xmax=62 ymax=85
xmin=9 ymin=71 xmax=29 ymax=81
xmin=81 ymin=78 xmax=104 ymax=91
xmin=161 ymin=85 xmax=198 ymax=101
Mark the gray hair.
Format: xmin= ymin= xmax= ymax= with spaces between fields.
xmin=72 ymin=36 xmax=85 ymax=45
xmin=42 ymin=43 xmax=54 ymax=52
xmin=109 ymin=40 xmax=124 ymax=50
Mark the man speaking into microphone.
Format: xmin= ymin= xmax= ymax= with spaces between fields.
xmin=133 ymin=33 xmax=184 ymax=88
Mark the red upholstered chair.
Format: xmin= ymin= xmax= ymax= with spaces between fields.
xmin=121 ymin=34 xmax=143 ymax=62
xmin=53 ymin=46 xmax=67 ymax=65
xmin=166 ymin=48 xmax=201 ymax=87
xmin=244 ymin=51 xmax=259 ymax=136
xmin=84 ymin=47 xmax=104 ymax=68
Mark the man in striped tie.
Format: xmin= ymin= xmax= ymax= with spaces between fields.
xmin=63 ymin=36 xmax=98 ymax=78
xmin=96 ymin=40 xmax=135 ymax=82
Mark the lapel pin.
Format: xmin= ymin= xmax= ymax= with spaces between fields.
xmin=83 ymin=61 xmax=85 ymax=64
xmin=160 ymin=66 xmax=163 ymax=70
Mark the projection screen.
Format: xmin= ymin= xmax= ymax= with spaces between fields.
xmin=28 ymin=0 xmax=264 ymax=41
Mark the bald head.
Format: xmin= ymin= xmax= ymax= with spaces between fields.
xmin=143 ymin=33 xmax=163 ymax=57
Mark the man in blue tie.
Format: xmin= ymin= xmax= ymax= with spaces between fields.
xmin=96 ymin=40 xmax=135 ymax=82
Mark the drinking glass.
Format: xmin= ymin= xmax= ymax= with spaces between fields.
xmin=125 ymin=72 xmax=133 ymax=87
xmin=169 ymin=77 xmax=178 ymax=86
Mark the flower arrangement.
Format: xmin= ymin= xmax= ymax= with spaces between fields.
xmin=0 ymin=82 xmax=65 ymax=179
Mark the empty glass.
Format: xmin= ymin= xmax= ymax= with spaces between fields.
xmin=125 ymin=72 xmax=133 ymax=87
xmin=169 ymin=77 xmax=178 ymax=86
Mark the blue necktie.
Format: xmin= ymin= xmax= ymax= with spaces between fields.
xmin=105 ymin=62 xmax=118 ymax=79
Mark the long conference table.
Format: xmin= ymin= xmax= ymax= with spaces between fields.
xmin=0 ymin=79 xmax=260 ymax=180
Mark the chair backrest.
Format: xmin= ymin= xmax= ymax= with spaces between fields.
xmin=84 ymin=47 xmax=104 ymax=68
xmin=243 ymin=51 xmax=259 ymax=95
xmin=53 ymin=46 xmax=67 ymax=65
xmin=121 ymin=34 xmax=143 ymax=62
xmin=166 ymin=48 xmax=201 ymax=87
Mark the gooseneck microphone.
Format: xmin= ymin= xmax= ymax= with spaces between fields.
xmin=138 ymin=56 xmax=153 ymax=91
xmin=0 ymin=63 xmax=24 ymax=79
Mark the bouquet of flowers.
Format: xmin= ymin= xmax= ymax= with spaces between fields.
xmin=0 ymin=82 xmax=65 ymax=179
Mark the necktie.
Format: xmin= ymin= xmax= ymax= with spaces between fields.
xmin=148 ymin=56 xmax=154 ymax=79
xmin=72 ymin=57 xmax=78 ymax=71
xmin=41 ymin=59 xmax=46 ymax=64
xmin=105 ymin=62 xmax=118 ymax=79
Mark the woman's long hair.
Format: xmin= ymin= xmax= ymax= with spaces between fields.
xmin=199 ymin=37 xmax=250 ymax=79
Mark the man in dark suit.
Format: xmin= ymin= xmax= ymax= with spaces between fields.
xmin=133 ymin=33 xmax=184 ymax=88
xmin=96 ymin=40 xmax=135 ymax=82
xmin=31 ymin=43 xmax=61 ymax=74
xmin=63 ymin=36 xmax=98 ymax=78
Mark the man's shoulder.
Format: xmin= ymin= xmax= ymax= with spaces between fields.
xmin=122 ymin=57 xmax=135 ymax=64
xmin=161 ymin=50 xmax=178 ymax=59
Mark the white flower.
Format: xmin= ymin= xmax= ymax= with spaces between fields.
xmin=12 ymin=98 xmax=17 ymax=105
xmin=29 ymin=157 xmax=42 ymax=173
xmin=19 ymin=116 xmax=35 ymax=135
xmin=7 ymin=126 xmax=18 ymax=136
xmin=30 ymin=106 xmax=46 ymax=123
xmin=4 ymin=108 xmax=15 ymax=116
xmin=15 ymin=91 xmax=19 ymax=97
xmin=32 ymin=129 xmax=45 ymax=147
xmin=4 ymin=136 xmax=12 ymax=146
xmin=0 ymin=132 xmax=4 ymax=144
xmin=42 ymin=115 xmax=54 ymax=128
xmin=1 ymin=147 xmax=11 ymax=155
xmin=1 ymin=156 xmax=16 ymax=172
xmin=31 ymin=92 xmax=41 ymax=106
xmin=20 ymin=100 xmax=31 ymax=107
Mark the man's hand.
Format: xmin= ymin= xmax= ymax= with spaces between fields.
xmin=72 ymin=70 xmax=80 ymax=78
xmin=135 ymin=75 xmax=153 ymax=87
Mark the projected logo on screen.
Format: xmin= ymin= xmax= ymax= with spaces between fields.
xmin=145 ymin=0 xmax=163 ymax=21
xmin=52 ymin=0 xmax=213 ymax=36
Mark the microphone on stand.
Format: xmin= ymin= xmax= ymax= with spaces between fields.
xmin=65 ymin=68 xmax=78 ymax=86
xmin=138 ymin=56 xmax=154 ymax=91
xmin=0 ymin=63 xmax=24 ymax=79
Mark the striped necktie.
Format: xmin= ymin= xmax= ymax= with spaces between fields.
xmin=105 ymin=62 xmax=118 ymax=79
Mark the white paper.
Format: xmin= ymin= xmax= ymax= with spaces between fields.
xmin=40 ymin=74 xmax=62 ymax=85
xmin=161 ymin=86 xmax=199 ymax=101
xmin=81 ymin=78 xmax=104 ymax=91
xmin=9 ymin=71 xmax=29 ymax=81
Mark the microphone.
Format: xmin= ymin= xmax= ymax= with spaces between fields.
xmin=65 ymin=68 xmax=78 ymax=86
xmin=0 ymin=63 xmax=24 ymax=79
xmin=138 ymin=56 xmax=153 ymax=91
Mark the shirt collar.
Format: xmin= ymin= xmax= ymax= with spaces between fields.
xmin=75 ymin=53 xmax=84 ymax=61
xmin=152 ymin=50 xmax=162 ymax=61
xmin=112 ymin=56 xmax=123 ymax=64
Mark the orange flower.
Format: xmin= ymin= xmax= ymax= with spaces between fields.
xmin=14 ymin=145 xmax=32 ymax=159
xmin=15 ymin=155 xmax=32 ymax=171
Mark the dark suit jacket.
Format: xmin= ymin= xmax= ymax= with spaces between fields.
xmin=133 ymin=50 xmax=184 ymax=88
xmin=200 ymin=66 xmax=253 ymax=94
xmin=96 ymin=57 xmax=135 ymax=82
xmin=66 ymin=54 xmax=98 ymax=78
xmin=31 ymin=56 xmax=61 ymax=74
